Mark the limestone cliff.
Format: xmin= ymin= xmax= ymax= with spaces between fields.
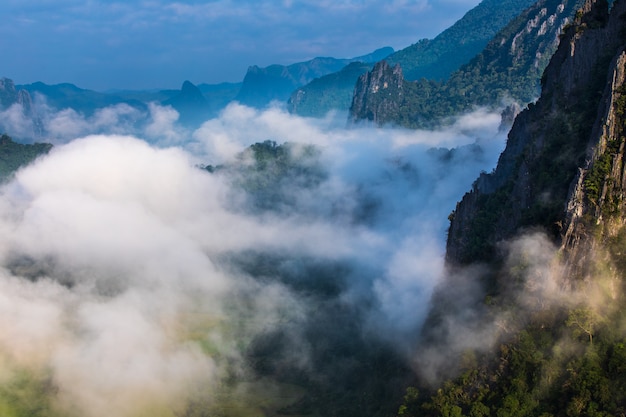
xmin=446 ymin=0 xmax=626 ymax=272
xmin=348 ymin=61 xmax=404 ymax=125
xmin=403 ymin=2 xmax=626 ymax=414
xmin=561 ymin=44 xmax=626 ymax=275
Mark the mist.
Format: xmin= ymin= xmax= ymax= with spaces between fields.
xmin=0 ymin=103 xmax=509 ymax=415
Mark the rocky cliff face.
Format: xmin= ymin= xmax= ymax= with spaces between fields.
xmin=0 ymin=78 xmax=34 ymax=114
xmin=560 ymin=32 xmax=626 ymax=275
xmin=0 ymin=77 xmax=43 ymax=139
xmin=350 ymin=0 xmax=586 ymax=128
xmin=348 ymin=61 xmax=404 ymax=125
xmin=446 ymin=0 xmax=626 ymax=273
xmin=410 ymin=3 xmax=626 ymax=412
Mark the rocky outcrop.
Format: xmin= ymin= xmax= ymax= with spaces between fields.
xmin=0 ymin=78 xmax=34 ymax=113
xmin=560 ymin=47 xmax=626 ymax=275
xmin=0 ymin=77 xmax=43 ymax=138
xmin=348 ymin=61 xmax=404 ymax=125
xmin=446 ymin=0 xmax=626 ymax=273
xmin=0 ymin=78 xmax=20 ymax=108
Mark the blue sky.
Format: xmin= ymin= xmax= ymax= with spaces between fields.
xmin=1 ymin=0 xmax=481 ymax=91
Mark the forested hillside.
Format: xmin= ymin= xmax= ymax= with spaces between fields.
xmin=385 ymin=0 xmax=538 ymax=81
xmin=0 ymin=134 xmax=51 ymax=181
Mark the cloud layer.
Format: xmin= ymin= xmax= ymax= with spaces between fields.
xmin=0 ymin=105 xmax=507 ymax=415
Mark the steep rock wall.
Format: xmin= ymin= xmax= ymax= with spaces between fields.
xmin=348 ymin=61 xmax=404 ymax=125
xmin=446 ymin=0 xmax=626 ymax=274
xmin=561 ymin=48 xmax=626 ymax=275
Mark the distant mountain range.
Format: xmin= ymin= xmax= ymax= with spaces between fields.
xmin=20 ymin=82 xmax=150 ymax=115
xmin=0 ymin=0 xmax=610 ymax=138
xmin=0 ymin=47 xmax=394 ymax=137
xmin=234 ymin=47 xmax=394 ymax=108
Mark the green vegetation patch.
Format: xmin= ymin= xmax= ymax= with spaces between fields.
xmin=0 ymin=369 xmax=62 ymax=417
xmin=0 ymin=134 xmax=52 ymax=182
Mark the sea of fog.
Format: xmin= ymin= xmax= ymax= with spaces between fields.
xmin=0 ymin=101 xmax=509 ymax=416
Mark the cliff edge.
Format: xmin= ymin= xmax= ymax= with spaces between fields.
xmin=446 ymin=0 xmax=626 ymax=275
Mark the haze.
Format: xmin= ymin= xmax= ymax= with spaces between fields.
xmin=2 ymin=0 xmax=480 ymax=90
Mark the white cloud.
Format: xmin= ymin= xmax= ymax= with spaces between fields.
xmin=144 ymin=102 xmax=184 ymax=144
xmin=0 ymin=104 xmax=39 ymax=139
xmin=52 ymin=292 xmax=215 ymax=417
xmin=0 ymin=104 xmax=507 ymax=414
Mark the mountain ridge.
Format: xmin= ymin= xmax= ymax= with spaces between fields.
xmin=288 ymin=0 xmax=538 ymax=117
xmin=235 ymin=47 xmax=394 ymax=108
xmin=386 ymin=0 xmax=538 ymax=81
xmin=350 ymin=0 xmax=587 ymax=128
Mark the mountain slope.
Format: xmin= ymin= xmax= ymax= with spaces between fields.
xmin=286 ymin=62 xmax=374 ymax=117
xmin=350 ymin=0 xmax=586 ymax=128
xmin=386 ymin=0 xmax=538 ymax=82
xmin=20 ymin=82 xmax=148 ymax=116
xmin=235 ymin=47 xmax=393 ymax=108
xmin=288 ymin=0 xmax=538 ymax=117
xmin=0 ymin=134 xmax=52 ymax=181
xmin=197 ymin=82 xmax=241 ymax=113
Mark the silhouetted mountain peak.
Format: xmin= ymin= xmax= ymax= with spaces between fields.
xmin=162 ymin=80 xmax=210 ymax=126
xmin=166 ymin=80 xmax=206 ymax=105
xmin=181 ymin=80 xmax=201 ymax=96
